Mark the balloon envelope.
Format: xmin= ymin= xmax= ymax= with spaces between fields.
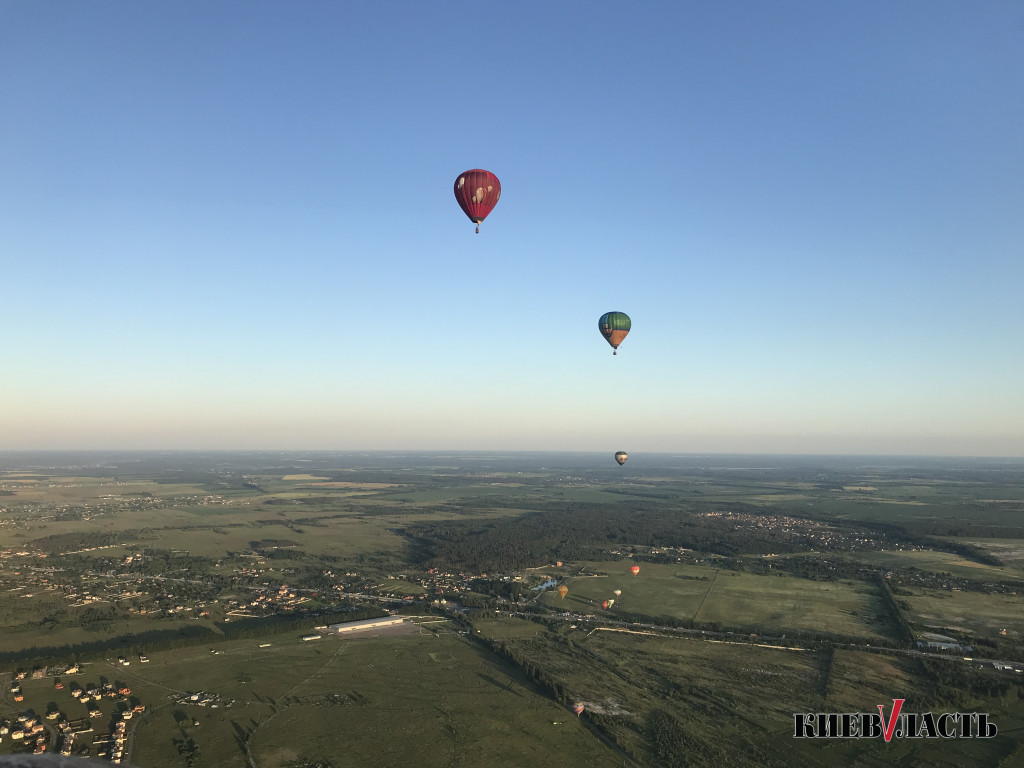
xmin=613 ymin=589 xmax=622 ymax=597
xmin=572 ymin=703 xmax=585 ymax=716
xmin=557 ymin=584 xmax=569 ymax=599
xmin=601 ymin=600 xmax=609 ymax=610
xmin=454 ymin=169 xmax=501 ymax=231
xmin=598 ymin=312 xmax=631 ymax=354
xmin=631 ymin=565 xmax=640 ymax=576
xmin=614 ymin=451 xmax=628 ymax=466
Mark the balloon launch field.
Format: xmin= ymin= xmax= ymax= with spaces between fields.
xmin=549 ymin=561 xmax=895 ymax=642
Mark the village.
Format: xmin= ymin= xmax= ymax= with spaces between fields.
xmin=2 ymin=662 xmax=146 ymax=763
xmin=0 ymin=540 xmax=542 ymax=628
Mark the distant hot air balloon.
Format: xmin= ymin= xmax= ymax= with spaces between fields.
xmin=631 ymin=565 xmax=640 ymax=576
xmin=572 ymin=703 xmax=585 ymax=716
xmin=598 ymin=311 xmax=631 ymax=355
xmin=454 ymin=169 xmax=501 ymax=233
xmin=557 ymin=584 xmax=569 ymax=599
xmin=613 ymin=589 xmax=622 ymax=597
xmin=607 ymin=599 xmax=615 ymax=607
xmin=601 ymin=600 xmax=609 ymax=610
xmin=556 ymin=561 xmax=563 ymax=567
xmin=614 ymin=451 xmax=628 ymax=466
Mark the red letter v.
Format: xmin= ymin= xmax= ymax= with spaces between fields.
xmin=877 ymin=699 xmax=905 ymax=742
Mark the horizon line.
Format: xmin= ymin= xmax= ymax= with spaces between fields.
xmin=0 ymin=448 xmax=1022 ymax=461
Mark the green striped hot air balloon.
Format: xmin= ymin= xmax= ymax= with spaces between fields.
xmin=598 ymin=312 xmax=631 ymax=355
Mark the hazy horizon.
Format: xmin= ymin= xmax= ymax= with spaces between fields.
xmin=1 ymin=447 xmax=1022 ymax=462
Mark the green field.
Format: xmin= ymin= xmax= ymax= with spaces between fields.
xmin=475 ymin=617 xmax=1024 ymax=768
xmin=855 ymin=549 xmax=1024 ymax=582
xmin=900 ymin=587 xmax=1024 ymax=640
xmin=547 ymin=561 xmax=894 ymax=640
xmin=964 ymin=538 xmax=1024 ymax=569
xmin=123 ymin=628 xmax=623 ymax=768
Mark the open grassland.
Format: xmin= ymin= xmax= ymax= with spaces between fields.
xmin=383 ymin=485 xmax=544 ymax=503
xmin=854 ymin=549 xmax=1024 ymax=582
xmin=900 ymin=587 xmax=1024 ymax=640
xmin=824 ymin=649 xmax=918 ymax=709
xmin=963 ymin=538 xmax=1024 ymax=569
xmin=19 ymin=511 xmax=410 ymax=562
xmin=476 ymin=617 xmax=1024 ymax=767
xmin=122 ymin=628 xmax=623 ymax=768
xmin=0 ymin=478 xmax=210 ymax=505
xmin=545 ymin=561 xmax=892 ymax=640
xmin=806 ymin=489 xmax=1024 ymax=529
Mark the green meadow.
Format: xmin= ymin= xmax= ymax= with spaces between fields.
xmin=123 ymin=628 xmax=623 ymax=768
xmin=475 ymin=617 xmax=1024 ymax=768
xmin=900 ymin=587 xmax=1024 ymax=641
xmin=546 ymin=561 xmax=894 ymax=641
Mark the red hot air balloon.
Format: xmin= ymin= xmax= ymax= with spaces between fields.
xmin=572 ymin=703 xmax=585 ymax=716
xmin=601 ymin=600 xmax=609 ymax=610
xmin=454 ymin=169 xmax=501 ymax=233
xmin=631 ymin=565 xmax=640 ymax=576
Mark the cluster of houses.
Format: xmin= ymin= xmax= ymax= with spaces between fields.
xmin=3 ymin=536 xmax=505 ymax=628
xmin=55 ymin=709 xmax=138 ymax=763
xmin=224 ymin=582 xmax=310 ymax=617
xmin=4 ymin=662 xmax=148 ymax=762
xmin=1 ymin=714 xmax=48 ymax=754
xmin=694 ymin=510 xmax=894 ymax=553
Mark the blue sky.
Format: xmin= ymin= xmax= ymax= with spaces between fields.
xmin=2 ymin=1 xmax=1022 ymax=455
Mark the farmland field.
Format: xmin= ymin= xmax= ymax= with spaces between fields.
xmin=900 ymin=587 xmax=1024 ymax=640
xmin=476 ymin=617 xmax=1024 ymax=768
xmin=547 ymin=561 xmax=894 ymax=640
xmin=125 ymin=629 xmax=623 ymax=768
xmin=855 ymin=549 xmax=1024 ymax=582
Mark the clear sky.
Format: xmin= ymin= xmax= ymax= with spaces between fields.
xmin=2 ymin=1 xmax=1022 ymax=456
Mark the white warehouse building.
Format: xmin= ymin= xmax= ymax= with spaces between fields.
xmin=328 ymin=617 xmax=405 ymax=634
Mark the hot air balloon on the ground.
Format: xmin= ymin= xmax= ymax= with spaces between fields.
xmin=631 ymin=565 xmax=640 ymax=576
xmin=557 ymin=584 xmax=569 ymax=599
xmin=614 ymin=451 xmax=628 ymax=466
xmin=454 ymin=169 xmax=501 ymax=233
xmin=601 ymin=600 xmax=609 ymax=610
xmin=613 ymin=589 xmax=622 ymax=597
xmin=572 ymin=703 xmax=585 ymax=716
xmin=598 ymin=311 xmax=631 ymax=354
